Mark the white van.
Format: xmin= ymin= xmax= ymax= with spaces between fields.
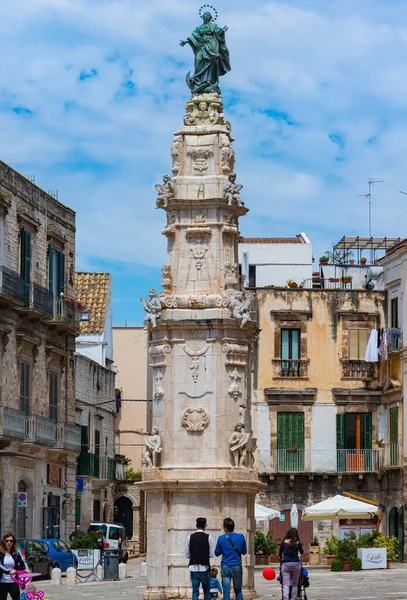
xmin=89 ymin=522 xmax=128 ymax=562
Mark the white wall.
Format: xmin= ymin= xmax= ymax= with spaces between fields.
xmin=310 ymin=405 xmax=337 ymax=471
xmin=322 ymin=264 xmax=384 ymax=290
xmin=76 ymin=333 xmax=105 ymax=366
xmin=238 ymin=233 xmax=313 ymax=288
xmin=256 ymin=404 xmax=271 ymax=473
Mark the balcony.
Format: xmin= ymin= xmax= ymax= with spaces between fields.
xmin=31 ymin=416 xmax=57 ymax=445
xmin=57 ymin=423 xmax=81 ymax=452
xmin=0 ymin=407 xmax=27 ymax=439
xmin=270 ymin=448 xmax=383 ymax=474
xmin=49 ymin=297 xmax=80 ymax=333
xmin=99 ymin=457 xmax=117 ymax=481
xmin=0 ymin=267 xmax=25 ymax=306
xmin=77 ymin=453 xmax=116 ymax=480
xmin=272 ymin=359 xmax=309 ymax=378
xmin=341 ymin=359 xmax=377 ymax=380
xmin=20 ymin=283 xmax=53 ymax=319
xmin=388 ymin=328 xmax=403 ymax=352
xmin=380 ymin=443 xmax=400 ymax=468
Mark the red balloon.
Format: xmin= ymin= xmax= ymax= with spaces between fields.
xmin=262 ymin=568 xmax=276 ymax=581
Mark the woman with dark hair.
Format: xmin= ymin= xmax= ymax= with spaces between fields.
xmin=278 ymin=528 xmax=304 ymax=600
xmin=0 ymin=533 xmax=29 ymax=600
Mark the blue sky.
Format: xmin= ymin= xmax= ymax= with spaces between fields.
xmin=1 ymin=0 xmax=407 ymax=326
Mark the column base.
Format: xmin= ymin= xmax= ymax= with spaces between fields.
xmin=143 ymin=587 xmax=258 ymax=600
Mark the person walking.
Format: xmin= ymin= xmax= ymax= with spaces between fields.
xmin=69 ymin=524 xmax=85 ymax=541
xmin=186 ymin=517 xmax=214 ymax=600
xmin=279 ymin=527 xmax=304 ymax=600
xmin=0 ymin=533 xmax=30 ymax=600
xmin=214 ymin=518 xmax=247 ymax=600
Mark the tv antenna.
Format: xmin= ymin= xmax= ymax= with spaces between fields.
xmin=357 ymin=179 xmax=383 ymax=238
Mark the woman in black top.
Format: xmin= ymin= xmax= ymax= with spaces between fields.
xmin=278 ymin=528 xmax=304 ymax=600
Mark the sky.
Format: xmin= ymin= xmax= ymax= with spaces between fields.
xmin=1 ymin=0 xmax=407 ymax=326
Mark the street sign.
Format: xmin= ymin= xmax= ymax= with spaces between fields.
xmin=76 ymin=477 xmax=84 ymax=493
xmin=17 ymin=492 xmax=27 ymax=508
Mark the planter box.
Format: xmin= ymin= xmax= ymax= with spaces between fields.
xmin=72 ymin=549 xmax=101 ymax=571
xmin=326 ymin=555 xmax=336 ymax=565
xmin=255 ymin=555 xmax=269 ymax=566
xmin=357 ymin=548 xmax=386 ymax=570
xmin=309 ymin=546 xmax=320 ymax=564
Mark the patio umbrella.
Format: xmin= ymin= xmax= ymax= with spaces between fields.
xmin=255 ymin=504 xmax=280 ymax=522
xmin=290 ymin=503 xmax=299 ymax=528
xmin=302 ymin=494 xmax=378 ymax=521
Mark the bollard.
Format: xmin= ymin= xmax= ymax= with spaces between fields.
xmin=66 ymin=566 xmax=77 ymax=586
xmin=51 ymin=566 xmax=62 ymax=585
xmin=96 ymin=564 xmax=104 ymax=581
xmin=119 ymin=562 xmax=127 ymax=580
xmin=139 ymin=561 xmax=147 ymax=578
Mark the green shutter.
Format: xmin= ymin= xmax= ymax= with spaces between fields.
xmin=363 ymin=413 xmax=372 ymax=449
xmin=291 ymin=330 xmax=300 ymax=360
xmin=48 ymin=244 xmax=54 ymax=292
xmin=281 ymin=330 xmax=289 ymax=360
xmin=20 ymin=229 xmax=31 ymax=306
xmin=390 ymin=407 xmax=399 ymax=465
xmin=58 ymin=252 xmax=65 ymax=295
xmin=75 ymin=498 xmax=81 ymax=527
xmin=277 ymin=413 xmax=304 ymax=472
xmin=336 ymin=414 xmax=346 ymax=472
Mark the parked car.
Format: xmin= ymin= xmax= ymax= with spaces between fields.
xmin=88 ymin=522 xmax=128 ymax=562
xmin=36 ymin=539 xmax=78 ymax=571
xmin=17 ymin=539 xmax=53 ymax=579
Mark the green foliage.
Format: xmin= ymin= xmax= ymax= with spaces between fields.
xmin=330 ymin=558 xmax=343 ymax=572
xmin=319 ymin=256 xmax=329 ymax=262
xmin=356 ymin=531 xmax=378 ymax=549
xmin=311 ymin=535 xmax=319 ymax=546
xmin=323 ymin=535 xmax=339 ymax=555
xmin=350 ymin=557 xmax=362 ymax=571
xmin=373 ymin=534 xmax=400 ymax=560
xmin=69 ymin=531 xmax=100 ymax=550
xmin=324 ymin=244 xmax=355 ymax=265
xmin=117 ymin=455 xmax=131 ymax=465
xmin=336 ymin=534 xmax=357 ymax=561
xmin=254 ymin=531 xmax=276 ymax=555
xmin=125 ymin=467 xmax=142 ymax=480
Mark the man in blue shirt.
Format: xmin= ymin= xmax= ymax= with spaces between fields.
xmin=214 ymin=518 xmax=247 ymax=600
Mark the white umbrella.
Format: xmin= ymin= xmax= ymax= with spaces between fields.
xmin=255 ymin=503 xmax=280 ymax=522
xmin=302 ymin=494 xmax=378 ymax=522
xmin=290 ymin=503 xmax=299 ymax=528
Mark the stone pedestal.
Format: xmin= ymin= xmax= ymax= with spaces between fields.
xmin=141 ymin=93 xmax=263 ymax=600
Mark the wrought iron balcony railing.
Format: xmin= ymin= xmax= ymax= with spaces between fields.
xmin=57 ymin=423 xmax=81 ymax=452
xmin=272 ymin=359 xmax=309 ymax=378
xmin=388 ymin=328 xmax=403 ymax=352
xmin=270 ymin=448 xmax=383 ymax=474
xmin=0 ymin=266 xmax=25 ymax=303
xmin=51 ymin=297 xmax=80 ymax=329
xmin=0 ymin=407 xmax=27 ymax=438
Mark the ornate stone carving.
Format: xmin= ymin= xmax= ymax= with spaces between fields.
xmin=183 ymin=343 xmax=209 ymax=383
xmin=155 ymin=175 xmax=175 ymax=208
xmin=229 ymin=292 xmax=252 ymax=328
xmin=161 ymin=265 xmax=172 ymax=292
xmin=181 ymin=407 xmax=210 ymax=432
xmin=193 ymin=211 xmax=206 ymax=224
xmin=192 ymin=148 xmax=209 ymax=172
xmin=143 ymin=427 xmax=162 ymax=468
xmin=229 ymin=423 xmax=251 ymax=468
xmin=224 ymin=262 xmax=239 ymax=287
xmin=171 ymin=135 xmax=182 ymax=175
xmin=183 ymin=93 xmax=226 ymax=126
xmin=191 ymin=245 xmax=207 ymax=275
xmin=228 ymin=367 xmax=242 ymax=401
xmin=222 ymin=342 xmax=249 ymax=367
xmin=185 ymin=227 xmax=212 ymax=242
xmin=219 ymin=134 xmax=235 ymax=175
xmin=141 ymin=289 xmax=162 ymax=328
xmin=224 ymin=174 xmax=243 ymax=206
xmin=149 ymin=343 xmax=171 ymax=369
xmin=154 ymin=370 xmax=164 ymax=401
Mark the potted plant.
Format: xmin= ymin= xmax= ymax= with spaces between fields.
xmin=375 ymin=439 xmax=384 ymax=448
xmin=254 ymin=531 xmax=269 ymax=565
xmin=287 ymin=279 xmax=298 ymax=288
xmin=330 ymin=558 xmax=342 ymax=572
xmin=329 ymin=277 xmax=339 ymax=283
xmin=373 ymin=534 xmax=399 ymax=568
xmin=70 ymin=531 xmax=101 ymax=570
xmin=323 ymin=536 xmax=339 ymax=565
xmin=336 ymin=534 xmax=357 ymax=571
xmin=309 ymin=535 xmax=320 ymax=564
xmin=319 ymin=256 xmax=329 ymax=264
xmin=360 ymin=257 xmax=367 ymax=265
xmin=341 ymin=275 xmax=353 ymax=284
xmin=350 ymin=557 xmax=362 ymax=571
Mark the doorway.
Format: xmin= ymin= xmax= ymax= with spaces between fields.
xmin=114 ymin=497 xmax=133 ymax=539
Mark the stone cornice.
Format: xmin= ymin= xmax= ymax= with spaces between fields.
xmin=333 ymin=388 xmax=382 ymax=405
xmin=265 ymin=388 xmax=317 ymax=405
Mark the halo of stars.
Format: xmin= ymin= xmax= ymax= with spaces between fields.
xmin=199 ymin=5 xmax=218 ymax=21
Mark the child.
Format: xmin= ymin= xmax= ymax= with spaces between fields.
xmin=210 ymin=567 xmax=222 ymax=599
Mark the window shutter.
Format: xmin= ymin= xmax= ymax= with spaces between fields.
xmin=359 ymin=329 xmax=369 ymax=360
xmin=48 ymin=244 xmax=54 ymax=292
xmin=277 ymin=413 xmax=286 ymax=449
xmin=336 ymin=414 xmax=345 ymax=449
xmin=281 ymin=330 xmax=289 ymax=360
xmin=363 ymin=413 xmax=372 ymax=449
xmin=58 ymin=252 xmax=65 ymax=296
xmin=349 ymin=330 xmax=358 ymax=360
xmin=293 ymin=413 xmax=305 ymax=449
xmin=291 ymin=330 xmax=300 ymax=360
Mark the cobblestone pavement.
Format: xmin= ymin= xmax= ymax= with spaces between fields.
xmin=37 ymin=561 xmax=407 ymax=600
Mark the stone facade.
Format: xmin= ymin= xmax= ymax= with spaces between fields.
xmin=252 ymin=286 xmax=404 ymax=554
xmin=141 ymin=93 xmax=262 ymax=600
xmin=0 ymin=160 xmax=80 ymax=540
xmin=75 ymin=354 xmax=116 ymax=527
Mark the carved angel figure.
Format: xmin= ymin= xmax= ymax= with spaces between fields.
xmin=155 ymin=175 xmax=175 ymax=208
xmin=141 ymin=289 xmax=162 ymax=328
xmin=229 ymin=291 xmax=251 ymax=328
xmin=229 ymin=423 xmax=251 ymax=468
xmin=219 ymin=134 xmax=235 ymax=174
xmin=223 ymin=173 xmax=243 ymax=205
xmin=144 ymin=426 xmax=162 ymax=468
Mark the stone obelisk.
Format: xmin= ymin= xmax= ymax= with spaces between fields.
xmin=141 ymin=9 xmax=262 ymax=599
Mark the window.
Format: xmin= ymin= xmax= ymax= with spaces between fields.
xmin=109 ymin=527 xmax=121 ymax=540
xmin=80 ymin=310 xmax=90 ymax=322
xmin=281 ymin=329 xmax=300 ymax=360
xmin=48 ymin=245 xmax=65 ymax=298
xmin=248 ymin=265 xmax=256 ymax=287
xmin=20 ymin=228 xmax=31 ymax=306
xmin=93 ymin=499 xmax=101 ymax=521
xmin=20 ymin=360 xmax=30 ymax=415
xmin=276 ymin=412 xmax=305 ymax=472
xmin=348 ymin=329 xmax=369 ymax=360
xmin=391 ymin=298 xmax=399 ymax=329
xmin=389 ymin=407 xmax=399 ymax=466
xmin=80 ymin=425 xmax=89 ymax=454
xmin=336 ymin=413 xmax=372 ymax=471
xmin=49 ymin=371 xmax=58 ymax=421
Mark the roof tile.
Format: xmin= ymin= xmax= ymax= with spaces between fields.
xmin=75 ymin=272 xmax=111 ymax=334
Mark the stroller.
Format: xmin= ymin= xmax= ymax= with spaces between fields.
xmin=278 ymin=564 xmax=309 ymax=600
